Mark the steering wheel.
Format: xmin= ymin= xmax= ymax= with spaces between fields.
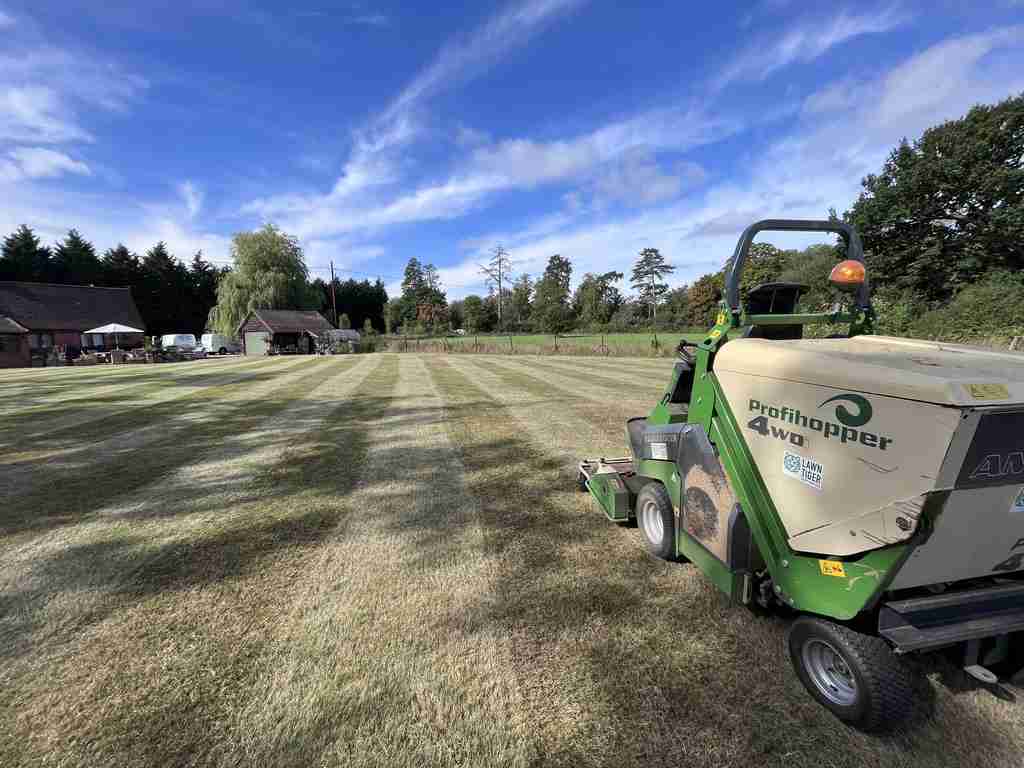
xmin=676 ymin=339 xmax=699 ymax=365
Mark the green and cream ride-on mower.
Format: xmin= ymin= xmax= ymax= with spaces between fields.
xmin=578 ymin=219 xmax=1024 ymax=731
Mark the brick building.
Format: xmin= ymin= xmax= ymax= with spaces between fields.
xmin=0 ymin=282 xmax=145 ymax=367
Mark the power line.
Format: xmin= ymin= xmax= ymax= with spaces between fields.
xmin=201 ymin=259 xmax=401 ymax=281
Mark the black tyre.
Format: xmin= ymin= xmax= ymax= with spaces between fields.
xmin=636 ymin=482 xmax=675 ymax=560
xmin=218 ymin=347 xmax=228 ymax=355
xmin=576 ymin=471 xmax=588 ymax=493
xmin=787 ymin=616 xmax=918 ymax=732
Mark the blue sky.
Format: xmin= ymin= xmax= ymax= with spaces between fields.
xmin=1 ymin=1 xmax=1022 ymax=298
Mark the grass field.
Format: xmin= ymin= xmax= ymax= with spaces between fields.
xmin=1 ymin=353 xmax=1022 ymax=768
xmin=387 ymin=331 xmax=704 ymax=357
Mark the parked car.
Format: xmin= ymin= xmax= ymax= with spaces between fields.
xmin=190 ymin=345 xmax=208 ymax=359
xmin=200 ymin=333 xmax=241 ymax=355
xmin=161 ymin=333 xmax=197 ymax=351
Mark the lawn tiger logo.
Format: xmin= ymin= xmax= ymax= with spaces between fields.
xmin=819 ymin=393 xmax=873 ymax=428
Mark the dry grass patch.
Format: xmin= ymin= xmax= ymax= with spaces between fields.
xmin=425 ymin=354 xmax=1024 ymax=768
xmin=0 ymin=357 xmax=294 ymax=450
xmin=225 ymin=356 xmax=531 ymax=768
xmin=1 ymin=353 xmax=1021 ymax=768
xmin=0 ymin=356 xmax=387 ymax=766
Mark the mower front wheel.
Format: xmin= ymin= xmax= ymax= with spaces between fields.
xmin=787 ymin=616 xmax=918 ymax=732
xmin=637 ymin=483 xmax=676 ymax=560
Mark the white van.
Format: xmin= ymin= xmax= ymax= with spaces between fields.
xmin=161 ymin=333 xmax=197 ymax=350
xmin=201 ymin=333 xmax=241 ymax=355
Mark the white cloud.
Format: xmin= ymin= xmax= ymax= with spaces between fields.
xmin=252 ymin=0 xmax=590 ymax=225
xmin=382 ymin=0 xmax=587 ymax=124
xmin=874 ymin=26 xmax=1024 ymax=130
xmin=0 ymin=10 xmax=14 ymax=27
xmin=0 ymin=147 xmax=90 ymax=182
xmin=124 ymin=217 xmax=232 ymax=262
xmin=434 ymin=25 xmax=1024 ymax=300
xmin=0 ymin=12 xmax=226 ymax=267
xmin=470 ymin=105 xmax=731 ymax=187
xmin=802 ymin=78 xmax=864 ymax=115
xmin=0 ymin=86 xmax=91 ymax=144
xmin=590 ymin=153 xmax=704 ymax=208
xmin=251 ymin=103 xmax=733 ymax=241
xmin=347 ymin=13 xmax=389 ymax=27
xmin=715 ymin=6 xmax=908 ymax=90
xmin=178 ymin=181 xmax=203 ymax=219
xmin=0 ymin=44 xmax=146 ymax=145
xmin=303 ymin=239 xmax=388 ymax=274
xmin=455 ymin=124 xmax=490 ymax=147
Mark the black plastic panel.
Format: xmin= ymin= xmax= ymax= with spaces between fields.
xmin=956 ymin=411 xmax=1024 ymax=489
xmin=879 ymin=582 xmax=1024 ymax=652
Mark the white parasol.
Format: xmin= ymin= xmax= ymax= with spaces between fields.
xmin=84 ymin=323 xmax=144 ymax=350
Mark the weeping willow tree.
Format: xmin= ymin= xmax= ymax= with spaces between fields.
xmin=207 ymin=224 xmax=320 ymax=335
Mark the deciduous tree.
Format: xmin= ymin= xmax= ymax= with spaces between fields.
xmin=533 ymin=254 xmax=574 ymax=333
xmin=208 ymin=224 xmax=318 ymax=335
xmin=846 ymin=94 xmax=1024 ymax=301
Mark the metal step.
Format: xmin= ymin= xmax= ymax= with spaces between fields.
xmin=879 ymin=582 xmax=1024 ymax=653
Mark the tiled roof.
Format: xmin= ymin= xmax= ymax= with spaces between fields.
xmin=0 ymin=282 xmax=144 ymax=332
xmin=245 ymin=309 xmax=334 ymax=335
xmin=0 ymin=315 xmax=29 ymax=334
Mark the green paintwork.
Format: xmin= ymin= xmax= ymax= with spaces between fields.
xmin=594 ymin=289 xmax=902 ymax=620
xmin=635 ymin=458 xmax=679 ymax=507
xmin=743 ymin=311 xmax=855 ymax=326
xmin=676 ymin=531 xmax=743 ymax=598
xmin=707 ymin=375 xmax=909 ymax=620
xmin=587 ymin=473 xmax=632 ymax=521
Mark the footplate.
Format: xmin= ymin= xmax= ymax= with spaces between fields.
xmin=578 ymin=457 xmax=635 ymax=521
xmin=878 ymin=582 xmax=1024 ymax=653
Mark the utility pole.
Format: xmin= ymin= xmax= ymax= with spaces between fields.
xmin=330 ymin=261 xmax=338 ymax=327
xmin=478 ymin=245 xmax=512 ymax=332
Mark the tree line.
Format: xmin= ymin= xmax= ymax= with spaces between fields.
xmin=4 ymin=94 xmax=1020 ymax=343
xmin=0 ymin=223 xmax=389 ymax=338
xmin=387 ymin=93 xmax=1024 ymax=342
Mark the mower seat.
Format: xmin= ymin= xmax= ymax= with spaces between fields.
xmin=744 ymin=281 xmax=808 ymax=341
xmin=627 ymin=417 xmax=647 ymax=470
xmin=668 ymin=362 xmax=694 ymax=405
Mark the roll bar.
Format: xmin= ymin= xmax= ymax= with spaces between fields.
xmin=723 ymin=219 xmax=869 ymax=312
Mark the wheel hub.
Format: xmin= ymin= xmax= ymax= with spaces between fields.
xmin=641 ymin=498 xmax=663 ymax=544
xmin=802 ymin=638 xmax=858 ymax=707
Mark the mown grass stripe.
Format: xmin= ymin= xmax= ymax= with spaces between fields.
xmin=430 ymin=356 xmax=1023 ymax=768
xmin=464 ymin=356 xmax=656 ymax=436
xmin=0 ymin=357 xmax=277 ymax=416
xmin=517 ymin=353 xmax=673 ymax=379
xmin=1 ymin=357 xmax=310 ymax=451
xmin=0 ymin=358 xmax=357 ymax=542
xmin=224 ymin=355 xmax=532 ymax=768
xmin=490 ymin=355 xmax=668 ymax=397
xmin=1 ymin=357 xmax=389 ymax=767
xmin=0 ymin=356 xmax=256 ymax=398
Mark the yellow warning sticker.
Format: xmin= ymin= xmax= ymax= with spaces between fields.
xmin=708 ymin=329 xmax=722 ymax=339
xmin=716 ymin=311 xmax=727 ymax=325
xmin=819 ymin=559 xmax=846 ymax=578
xmin=968 ymin=383 xmax=1009 ymax=400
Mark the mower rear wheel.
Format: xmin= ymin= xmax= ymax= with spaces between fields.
xmin=787 ymin=617 xmax=918 ymax=732
xmin=637 ymin=483 xmax=675 ymax=560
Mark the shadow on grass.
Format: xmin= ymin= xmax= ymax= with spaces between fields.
xmin=419 ymin=356 xmax=1019 ymax=768
xmin=0 ymin=358 xmax=271 ymax=413
xmin=1 ymin=359 xmax=397 ymax=669
xmin=0 ymin=361 xmax=306 ymax=452
xmin=0 ymin=359 xmax=361 ymax=540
